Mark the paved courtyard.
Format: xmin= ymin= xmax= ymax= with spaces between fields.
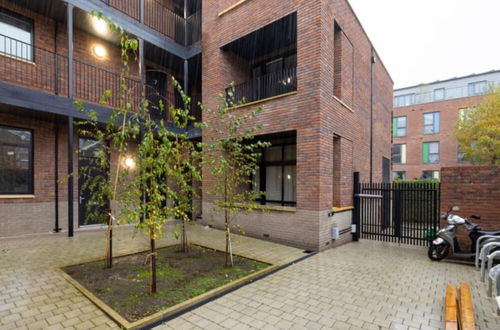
xmin=1 ymin=225 xmax=499 ymax=330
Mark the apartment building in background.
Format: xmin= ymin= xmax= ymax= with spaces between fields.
xmin=392 ymin=69 xmax=500 ymax=181
xmin=0 ymin=0 xmax=393 ymax=251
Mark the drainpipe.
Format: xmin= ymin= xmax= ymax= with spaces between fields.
xmin=369 ymin=48 xmax=375 ymax=183
xmin=67 ymin=3 xmax=74 ymax=237
xmin=53 ymin=122 xmax=61 ymax=232
xmin=183 ymin=0 xmax=189 ymax=95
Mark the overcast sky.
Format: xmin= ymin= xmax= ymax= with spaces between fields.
xmin=348 ymin=0 xmax=500 ymax=89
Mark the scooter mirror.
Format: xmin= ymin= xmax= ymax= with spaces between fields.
xmin=452 ymin=206 xmax=460 ymax=211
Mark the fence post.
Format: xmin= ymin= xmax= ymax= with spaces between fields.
xmin=352 ymin=172 xmax=360 ymax=242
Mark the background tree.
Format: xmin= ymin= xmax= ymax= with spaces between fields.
xmin=455 ymin=87 xmax=500 ymax=165
xmin=202 ymin=87 xmax=269 ymax=268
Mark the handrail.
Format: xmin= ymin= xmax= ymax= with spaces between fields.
xmin=228 ymin=67 xmax=297 ymax=105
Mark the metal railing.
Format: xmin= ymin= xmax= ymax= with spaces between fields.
xmin=0 ymin=34 xmax=68 ymax=96
xmin=0 ymin=34 xmax=198 ymax=121
xmin=228 ymin=67 xmax=297 ymax=105
xmin=100 ymin=0 xmax=201 ymax=46
xmin=394 ymin=83 xmax=497 ymax=108
xmin=73 ymin=59 xmax=141 ymax=110
xmin=100 ymin=0 xmax=140 ymax=20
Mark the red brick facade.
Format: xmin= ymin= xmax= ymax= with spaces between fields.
xmin=0 ymin=0 xmax=393 ymax=250
xmin=440 ymin=166 xmax=500 ymax=248
xmin=200 ymin=0 xmax=393 ymax=250
xmin=393 ymin=95 xmax=484 ymax=180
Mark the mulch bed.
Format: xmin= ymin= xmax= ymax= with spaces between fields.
xmin=63 ymin=244 xmax=268 ymax=322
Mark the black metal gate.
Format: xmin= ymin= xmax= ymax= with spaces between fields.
xmin=353 ymin=181 xmax=440 ymax=246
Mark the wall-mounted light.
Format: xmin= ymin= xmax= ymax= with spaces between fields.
xmin=287 ymin=174 xmax=292 ymax=180
xmin=124 ymin=156 xmax=135 ymax=169
xmin=93 ymin=17 xmax=108 ymax=36
xmin=93 ymin=44 xmax=107 ymax=59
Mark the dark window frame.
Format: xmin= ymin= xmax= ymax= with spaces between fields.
xmin=251 ymin=133 xmax=297 ymax=207
xmin=0 ymin=7 xmax=35 ymax=62
xmin=0 ymin=125 xmax=34 ymax=195
xmin=391 ymin=144 xmax=405 ymax=164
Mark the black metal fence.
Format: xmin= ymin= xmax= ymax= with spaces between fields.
xmin=354 ymin=182 xmax=440 ymax=246
xmin=228 ymin=67 xmax=297 ymax=105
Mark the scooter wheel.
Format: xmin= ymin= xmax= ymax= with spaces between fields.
xmin=428 ymin=243 xmax=450 ymax=261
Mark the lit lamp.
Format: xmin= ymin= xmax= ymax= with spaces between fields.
xmin=93 ymin=17 xmax=108 ymax=35
xmin=124 ymin=156 xmax=135 ymax=170
xmin=93 ymin=45 xmax=107 ymax=59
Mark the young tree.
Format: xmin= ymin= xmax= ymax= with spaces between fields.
xmin=455 ymin=87 xmax=500 ymax=165
xmin=121 ymin=79 xmax=201 ymax=294
xmin=202 ymin=87 xmax=269 ymax=268
xmin=75 ymin=12 xmax=139 ymax=269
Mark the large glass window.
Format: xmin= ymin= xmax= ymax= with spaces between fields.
xmin=392 ymin=116 xmax=407 ymax=137
xmin=423 ymin=142 xmax=440 ymax=164
xmin=253 ymin=134 xmax=296 ymax=206
xmin=433 ymin=88 xmax=445 ymax=101
xmin=0 ymin=126 xmax=33 ymax=194
xmin=423 ymin=112 xmax=440 ymax=134
xmin=0 ymin=8 xmax=33 ymax=61
xmin=391 ymin=144 xmax=406 ymax=164
xmin=394 ymin=93 xmax=415 ymax=107
xmin=468 ymin=81 xmax=487 ymax=96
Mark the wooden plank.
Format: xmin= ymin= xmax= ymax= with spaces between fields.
xmin=445 ymin=285 xmax=458 ymax=330
xmin=458 ymin=282 xmax=476 ymax=330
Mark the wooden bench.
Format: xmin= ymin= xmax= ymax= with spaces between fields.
xmin=445 ymin=283 xmax=476 ymax=330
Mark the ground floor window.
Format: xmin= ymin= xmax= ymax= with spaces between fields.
xmin=0 ymin=125 xmax=33 ymax=194
xmin=392 ymin=171 xmax=407 ymax=180
xmin=422 ymin=170 xmax=439 ymax=180
xmin=253 ymin=131 xmax=296 ymax=206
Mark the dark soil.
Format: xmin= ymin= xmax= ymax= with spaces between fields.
xmin=63 ymin=245 xmax=268 ymax=322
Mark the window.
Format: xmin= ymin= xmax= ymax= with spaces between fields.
xmin=423 ymin=112 xmax=440 ymax=134
xmin=0 ymin=126 xmax=33 ymax=194
xmin=422 ymin=170 xmax=440 ymax=180
xmin=391 ymin=144 xmax=406 ymax=164
xmin=423 ymin=142 xmax=439 ymax=164
xmin=0 ymin=8 xmax=33 ymax=61
xmin=392 ymin=116 xmax=407 ymax=137
xmin=253 ymin=133 xmax=296 ymax=206
xmin=468 ymin=81 xmax=487 ymax=96
xmin=457 ymin=146 xmax=466 ymax=163
xmin=392 ymin=171 xmax=407 ymax=181
xmin=433 ymin=88 xmax=445 ymax=101
xmin=394 ymin=93 xmax=415 ymax=107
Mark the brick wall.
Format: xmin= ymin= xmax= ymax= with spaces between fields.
xmin=200 ymin=0 xmax=393 ymax=250
xmin=440 ymin=166 xmax=500 ymax=248
xmin=393 ymin=96 xmax=484 ymax=179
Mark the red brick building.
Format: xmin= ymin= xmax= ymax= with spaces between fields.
xmin=0 ymin=0 xmax=393 ymax=251
xmin=392 ymin=70 xmax=500 ymax=181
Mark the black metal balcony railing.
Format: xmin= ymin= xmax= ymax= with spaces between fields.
xmin=0 ymin=34 xmax=68 ymax=96
xmin=0 ymin=34 xmax=185 ymax=115
xmin=99 ymin=0 xmax=201 ymax=46
xmin=228 ymin=67 xmax=297 ymax=105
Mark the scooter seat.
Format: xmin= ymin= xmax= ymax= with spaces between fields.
xmin=479 ymin=230 xmax=500 ymax=236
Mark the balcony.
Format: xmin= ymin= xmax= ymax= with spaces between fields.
xmin=394 ymin=82 xmax=497 ymax=108
xmin=99 ymin=0 xmax=201 ymax=46
xmin=0 ymin=34 xmax=185 ymax=114
xmin=228 ymin=67 xmax=297 ymax=105
xmin=221 ymin=12 xmax=297 ymax=106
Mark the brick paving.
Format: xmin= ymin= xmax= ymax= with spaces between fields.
xmin=1 ymin=225 xmax=499 ymax=329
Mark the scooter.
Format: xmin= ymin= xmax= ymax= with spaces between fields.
xmin=428 ymin=206 xmax=500 ymax=261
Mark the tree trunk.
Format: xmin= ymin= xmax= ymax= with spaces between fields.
xmin=104 ymin=214 xmax=113 ymax=269
xmin=149 ymin=236 xmax=157 ymax=294
xmin=180 ymin=218 xmax=189 ymax=252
